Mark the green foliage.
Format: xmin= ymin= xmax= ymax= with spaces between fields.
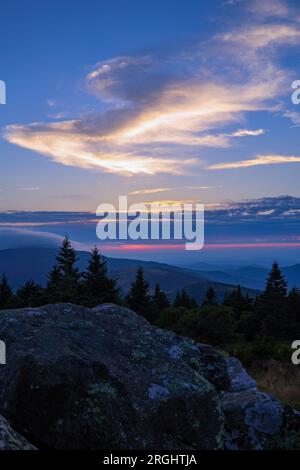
xmin=202 ymin=287 xmax=217 ymax=307
xmin=151 ymin=284 xmax=170 ymax=321
xmin=156 ymin=305 xmax=235 ymax=346
xmin=227 ymin=338 xmax=292 ymax=367
xmin=126 ymin=267 xmax=152 ymax=320
xmin=16 ymin=280 xmax=46 ymax=307
xmin=0 ymin=274 xmax=14 ymax=309
xmin=223 ymin=285 xmax=252 ymax=319
xmin=155 ymin=261 xmax=300 ymax=365
xmin=81 ymin=247 xmax=119 ymax=306
xmin=255 ymin=261 xmax=288 ymax=338
xmin=1 ymin=247 xmax=300 ymax=373
xmin=47 ymin=236 xmax=81 ymax=303
xmin=197 ymin=305 xmax=236 ymax=345
xmin=173 ymin=289 xmax=197 ymax=309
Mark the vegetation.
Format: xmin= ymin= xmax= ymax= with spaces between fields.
xmin=1 ymin=239 xmax=300 ymax=407
xmin=0 ymin=241 xmax=300 ymax=346
xmin=1 ymin=239 xmax=299 ymax=372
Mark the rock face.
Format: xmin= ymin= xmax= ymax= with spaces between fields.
xmin=0 ymin=302 xmax=299 ymax=450
xmin=0 ymin=414 xmax=35 ymax=450
xmin=222 ymin=357 xmax=300 ymax=450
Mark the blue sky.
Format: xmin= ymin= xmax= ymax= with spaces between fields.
xmin=1 ymin=0 xmax=300 ymax=264
xmin=0 ymin=0 xmax=300 ymax=211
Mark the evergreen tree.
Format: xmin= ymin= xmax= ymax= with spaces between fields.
xmin=202 ymin=287 xmax=217 ymax=307
xmin=151 ymin=284 xmax=170 ymax=321
xmin=16 ymin=280 xmax=45 ymax=307
xmin=0 ymin=274 xmax=13 ymax=309
xmin=256 ymin=261 xmax=288 ymax=338
xmin=173 ymin=291 xmax=182 ymax=308
xmin=264 ymin=262 xmax=288 ymax=299
xmin=173 ymin=289 xmax=197 ymax=309
xmin=153 ymin=284 xmax=170 ymax=310
xmin=47 ymin=265 xmax=63 ymax=302
xmin=56 ymin=236 xmax=80 ymax=281
xmin=81 ymin=247 xmax=119 ymax=306
xmin=46 ymin=236 xmax=81 ymax=303
xmin=223 ymin=285 xmax=252 ymax=319
xmin=285 ymin=287 xmax=300 ymax=338
xmin=126 ymin=267 xmax=151 ymax=319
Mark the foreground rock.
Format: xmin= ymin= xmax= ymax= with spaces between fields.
xmin=0 ymin=303 xmax=299 ymax=450
xmin=0 ymin=415 xmax=35 ymax=450
xmin=222 ymin=357 xmax=300 ymax=449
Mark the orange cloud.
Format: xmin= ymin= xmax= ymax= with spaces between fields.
xmin=207 ymin=154 xmax=300 ymax=170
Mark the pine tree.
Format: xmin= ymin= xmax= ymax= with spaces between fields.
xmin=46 ymin=236 xmax=81 ymax=303
xmin=56 ymin=236 xmax=80 ymax=281
xmin=0 ymin=274 xmax=13 ymax=309
xmin=47 ymin=265 xmax=63 ymax=301
xmin=173 ymin=289 xmax=197 ymax=309
xmin=153 ymin=284 xmax=170 ymax=310
xmin=126 ymin=267 xmax=151 ymax=319
xmin=285 ymin=287 xmax=300 ymax=338
xmin=81 ymin=247 xmax=119 ymax=306
xmin=173 ymin=291 xmax=182 ymax=308
xmin=202 ymin=287 xmax=217 ymax=307
xmin=223 ymin=285 xmax=252 ymax=319
xmin=264 ymin=262 xmax=288 ymax=299
xmin=256 ymin=261 xmax=288 ymax=338
xmin=151 ymin=284 xmax=170 ymax=321
xmin=16 ymin=280 xmax=45 ymax=307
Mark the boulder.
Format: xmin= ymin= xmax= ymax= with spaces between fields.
xmin=221 ymin=356 xmax=300 ymax=449
xmin=0 ymin=303 xmax=299 ymax=450
xmin=0 ymin=303 xmax=223 ymax=450
xmin=0 ymin=414 xmax=35 ymax=450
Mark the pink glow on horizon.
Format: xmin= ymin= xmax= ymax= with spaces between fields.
xmin=100 ymin=242 xmax=300 ymax=252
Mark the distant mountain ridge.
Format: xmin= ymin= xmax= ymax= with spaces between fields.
xmin=0 ymin=246 xmax=258 ymax=303
xmin=189 ymin=263 xmax=300 ymax=290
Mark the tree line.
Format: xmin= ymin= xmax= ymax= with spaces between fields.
xmin=0 ymin=237 xmax=300 ymax=355
xmin=0 ymin=236 xmax=170 ymax=317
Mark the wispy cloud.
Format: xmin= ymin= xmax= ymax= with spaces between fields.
xmin=207 ymin=154 xmax=300 ymax=170
xmin=246 ymin=0 xmax=292 ymax=20
xmin=284 ymin=110 xmax=300 ymax=126
xmin=18 ymin=186 xmax=40 ymax=191
xmin=3 ymin=0 xmax=300 ymax=175
xmin=230 ymin=129 xmax=266 ymax=137
xmin=129 ymin=185 xmax=220 ymax=195
xmin=129 ymin=187 xmax=171 ymax=195
xmin=221 ymin=24 xmax=300 ymax=49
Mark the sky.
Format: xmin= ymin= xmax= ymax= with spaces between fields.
xmin=1 ymin=0 xmax=300 ymax=264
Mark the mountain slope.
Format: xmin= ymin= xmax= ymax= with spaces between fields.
xmin=189 ymin=263 xmax=300 ymax=290
xmin=0 ymin=246 xmax=258 ymax=302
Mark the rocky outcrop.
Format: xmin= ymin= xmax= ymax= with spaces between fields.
xmin=0 ymin=303 xmax=299 ymax=450
xmin=221 ymin=357 xmax=300 ymax=449
xmin=0 ymin=414 xmax=35 ymax=450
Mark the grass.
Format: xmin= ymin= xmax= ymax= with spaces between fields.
xmin=249 ymin=359 xmax=300 ymax=411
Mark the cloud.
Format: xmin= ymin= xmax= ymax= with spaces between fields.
xmin=3 ymin=0 xmax=300 ymax=175
xmin=206 ymin=195 xmax=300 ymax=222
xmin=230 ymin=129 xmax=266 ymax=137
xmin=18 ymin=186 xmax=40 ymax=191
xmin=207 ymin=154 xmax=300 ymax=170
xmin=221 ymin=24 xmax=300 ymax=49
xmin=246 ymin=0 xmax=291 ymax=19
xmin=284 ymin=110 xmax=300 ymax=126
xmin=129 ymin=188 xmax=171 ymax=195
